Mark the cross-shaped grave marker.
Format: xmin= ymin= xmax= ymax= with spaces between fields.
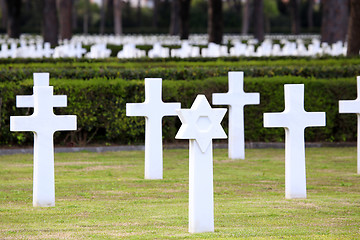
xmin=10 ymin=73 xmax=77 ymax=207
xmin=263 ymin=84 xmax=325 ymax=199
xmin=339 ymin=76 xmax=360 ymax=174
xmin=126 ymin=78 xmax=181 ymax=179
xmin=213 ymin=72 xmax=260 ymax=159
xmin=0 ymin=43 xmax=10 ymax=58
xmin=176 ymin=95 xmax=227 ymax=233
xmin=42 ymin=42 xmax=54 ymax=58
xmin=74 ymin=43 xmax=87 ymax=58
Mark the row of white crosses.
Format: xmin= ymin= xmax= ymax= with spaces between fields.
xmin=126 ymin=73 xmax=360 ymax=233
xmin=9 ymin=72 xmax=360 ymax=233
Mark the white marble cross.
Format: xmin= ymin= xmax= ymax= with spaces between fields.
xmin=339 ymin=76 xmax=360 ymax=174
xmin=42 ymin=42 xmax=54 ymax=58
xmin=213 ymin=71 xmax=260 ymax=159
xmin=73 ymin=43 xmax=87 ymax=58
xmin=176 ymin=95 xmax=227 ymax=233
xmin=10 ymin=73 xmax=77 ymax=207
xmin=126 ymin=78 xmax=180 ymax=179
xmin=263 ymin=84 xmax=325 ymax=199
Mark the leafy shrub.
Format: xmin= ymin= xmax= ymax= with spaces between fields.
xmin=0 ymin=76 xmax=358 ymax=146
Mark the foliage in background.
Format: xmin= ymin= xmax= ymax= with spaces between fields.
xmin=0 ymin=0 xmax=323 ymax=35
xmin=0 ymin=57 xmax=359 ymax=82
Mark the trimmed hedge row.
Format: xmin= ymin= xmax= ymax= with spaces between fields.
xmin=0 ymin=76 xmax=358 ymax=147
xmin=1 ymin=65 xmax=360 ymax=82
xmin=0 ymin=58 xmax=359 ymax=82
xmin=1 ymin=55 xmax=359 ymax=65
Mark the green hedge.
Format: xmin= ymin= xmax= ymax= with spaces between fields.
xmin=1 ymin=65 xmax=360 ymax=82
xmin=1 ymin=55 xmax=359 ymax=64
xmin=0 ymin=58 xmax=359 ymax=82
xmin=0 ymin=76 xmax=358 ymax=147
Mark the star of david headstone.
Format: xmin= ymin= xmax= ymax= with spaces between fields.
xmin=176 ymin=95 xmax=227 ymax=233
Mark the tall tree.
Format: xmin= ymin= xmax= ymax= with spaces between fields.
xmin=100 ymin=0 xmax=107 ymax=34
xmin=347 ymin=0 xmax=360 ymax=56
xmin=137 ymin=0 xmax=142 ymax=27
xmin=58 ymin=0 xmax=73 ymax=40
xmin=253 ymin=0 xmax=264 ymax=42
xmin=307 ymin=0 xmax=314 ymax=30
xmin=179 ymin=0 xmax=191 ymax=39
xmin=83 ymin=0 xmax=90 ymax=34
xmin=152 ymin=0 xmax=160 ymax=28
xmin=5 ymin=0 xmax=22 ymax=38
xmin=0 ymin=0 xmax=7 ymax=29
xmin=241 ymin=0 xmax=250 ymax=35
xmin=169 ymin=0 xmax=179 ymax=35
xmin=321 ymin=0 xmax=349 ymax=44
xmin=208 ymin=0 xmax=223 ymax=44
xmin=114 ymin=0 xmax=122 ymax=35
xmin=290 ymin=0 xmax=301 ymax=34
xmin=72 ymin=0 xmax=78 ymax=30
xmin=42 ymin=0 xmax=58 ymax=47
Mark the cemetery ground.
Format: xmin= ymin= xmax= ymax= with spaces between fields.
xmin=0 ymin=147 xmax=359 ymax=239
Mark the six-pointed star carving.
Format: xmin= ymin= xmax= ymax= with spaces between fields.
xmin=176 ymin=95 xmax=227 ymax=152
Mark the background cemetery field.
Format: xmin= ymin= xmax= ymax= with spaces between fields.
xmin=0 ymin=148 xmax=359 ymax=239
xmin=0 ymin=56 xmax=360 ymax=147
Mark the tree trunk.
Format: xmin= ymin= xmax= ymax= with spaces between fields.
xmin=0 ymin=0 xmax=7 ymax=29
xmin=241 ymin=0 xmax=250 ymax=35
xmin=253 ymin=0 xmax=264 ymax=42
xmin=83 ymin=0 xmax=89 ymax=34
xmin=137 ymin=0 xmax=141 ymax=26
xmin=114 ymin=0 xmax=122 ymax=35
xmin=307 ymin=0 xmax=314 ymax=29
xmin=100 ymin=0 xmax=107 ymax=34
xmin=5 ymin=0 xmax=21 ymax=38
xmin=42 ymin=0 xmax=58 ymax=47
xmin=169 ymin=0 xmax=180 ymax=35
xmin=347 ymin=0 xmax=360 ymax=56
xmin=321 ymin=0 xmax=349 ymax=44
xmin=179 ymin=0 xmax=191 ymax=40
xmin=290 ymin=0 xmax=301 ymax=34
xmin=72 ymin=0 xmax=77 ymax=30
xmin=58 ymin=0 xmax=73 ymax=40
xmin=152 ymin=0 xmax=159 ymax=28
xmin=208 ymin=0 xmax=223 ymax=44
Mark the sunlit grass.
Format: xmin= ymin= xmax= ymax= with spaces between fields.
xmin=0 ymin=148 xmax=359 ymax=239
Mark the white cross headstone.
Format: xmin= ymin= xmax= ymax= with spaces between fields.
xmin=148 ymin=43 xmax=169 ymax=58
xmin=213 ymin=72 xmax=260 ymax=159
xmin=0 ymin=43 xmax=10 ymax=58
xmin=339 ymin=76 xmax=360 ymax=174
xmin=263 ymin=84 xmax=325 ymax=199
xmin=117 ymin=43 xmax=146 ymax=58
xmin=126 ymin=78 xmax=180 ymax=179
xmin=176 ymin=95 xmax=227 ymax=233
xmin=42 ymin=42 xmax=54 ymax=58
xmin=73 ymin=43 xmax=87 ymax=58
xmin=10 ymin=73 xmax=77 ymax=207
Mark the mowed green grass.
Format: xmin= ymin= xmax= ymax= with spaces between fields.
xmin=0 ymin=147 xmax=359 ymax=239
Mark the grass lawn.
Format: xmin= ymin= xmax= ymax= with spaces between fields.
xmin=0 ymin=147 xmax=359 ymax=239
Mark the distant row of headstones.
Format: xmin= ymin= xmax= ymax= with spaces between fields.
xmin=0 ymin=38 xmax=349 ymax=59
xmin=9 ymin=72 xmax=360 ymax=233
